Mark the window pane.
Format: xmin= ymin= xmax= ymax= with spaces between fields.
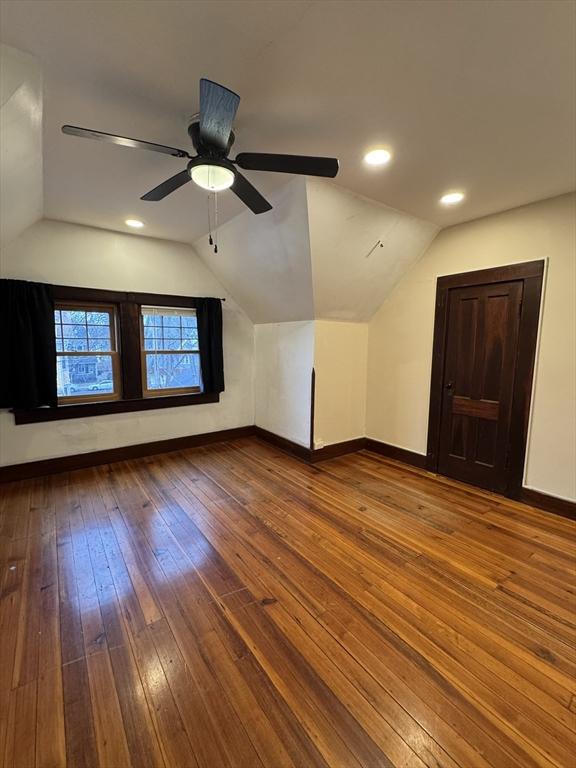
xmin=87 ymin=323 xmax=111 ymax=351
xmin=182 ymin=339 xmax=198 ymax=351
xmin=54 ymin=310 xmax=61 ymax=323
xmin=56 ymin=307 xmax=113 ymax=349
xmin=88 ymin=339 xmax=112 ymax=352
xmin=86 ymin=311 xmax=109 ymax=325
xmin=163 ymin=326 xmax=180 ymax=339
xmin=145 ymin=353 xmax=201 ymax=391
xmin=62 ymin=323 xmax=87 ymax=339
xmin=162 ymin=315 xmax=180 ymax=328
xmin=57 ymin=355 xmax=114 ymax=397
xmin=87 ymin=325 xmax=110 ymax=339
xmin=63 ymin=337 xmax=88 ymax=352
xmin=61 ymin=310 xmax=86 ymax=324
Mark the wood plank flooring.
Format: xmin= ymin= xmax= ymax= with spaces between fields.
xmin=1 ymin=437 xmax=575 ymax=768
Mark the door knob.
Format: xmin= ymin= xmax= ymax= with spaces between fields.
xmin=445 ymin=381 xmax=454 ymax=391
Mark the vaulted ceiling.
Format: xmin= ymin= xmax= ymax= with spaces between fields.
xmin=1 ymin=0 xmax=574 ymax=245
xmin=193 ymin=178 xmax=438 ymax=322
xmin=193 ymin=179 xmax=315 ymax=323
xmin=307 ymin=181 xmax=438 ymax=321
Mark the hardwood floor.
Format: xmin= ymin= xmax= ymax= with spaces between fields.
xmin=1 ymin=437 xmax=575 ymax=768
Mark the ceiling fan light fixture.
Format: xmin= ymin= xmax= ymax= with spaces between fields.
xmin=190 ymin=163 xmax=235 ymax=191
xmin=63 ymin=79 xmax=339 ymax=215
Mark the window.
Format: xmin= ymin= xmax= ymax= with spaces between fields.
xmin=141 ymin=306 xmax=202 ymax=396
xmin=15 ymin=286 xmax=223 ymax=425
xmin=55 ymin=305 xmax=120 ymax=403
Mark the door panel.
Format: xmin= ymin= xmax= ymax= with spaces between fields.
xmin=438 ymin=281 xmax=522 ymax=492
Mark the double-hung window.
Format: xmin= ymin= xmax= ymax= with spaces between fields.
xmin=40 ymin=288 xmax=222 ymax=423
xmin=55 ymin=304 xmax=120 ymax=403
xmin=141 ymin=306 xmax=201 ymax=395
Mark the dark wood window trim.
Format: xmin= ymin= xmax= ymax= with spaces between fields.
xmin=14 ymin=392 xmax=219 ymax=424
xmin=426 ymin=259 xmax=545 ymax=499
xmin=13 ymin=284 xmax=221 ymax=425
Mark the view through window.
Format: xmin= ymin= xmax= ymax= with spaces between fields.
xmin=55 ymin=306 xmax=119 ymax=401
xmin=141 ymin=306 xmax=201 ymax=395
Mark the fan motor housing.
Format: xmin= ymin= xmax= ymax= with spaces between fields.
xmin=187 ymin=119 xmax=235 ymax=157
xmin=187 ymin=156 xmax=236 ymax=173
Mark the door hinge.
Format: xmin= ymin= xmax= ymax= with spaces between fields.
xmin=518 ymin=299 xmax=523 ymax=317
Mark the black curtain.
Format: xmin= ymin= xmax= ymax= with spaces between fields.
xmin=196 ymin=298 xmax=224 ymax=393
xmin=1 ymin=279 xmax=57 ymax=409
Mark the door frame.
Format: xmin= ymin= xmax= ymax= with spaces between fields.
xmin=426 ymin=260 xmax=545 ymax=498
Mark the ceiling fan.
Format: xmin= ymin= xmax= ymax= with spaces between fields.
xmin=62 ymin=78 xmax=339 ymax=215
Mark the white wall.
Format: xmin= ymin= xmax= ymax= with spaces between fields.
xmin=307 ymin=180 xmax=438 ymax=321
xmin=254 ymin=322 xmax=314 ymax=447
xmin=0 ymin=45 xmax=43 ymax=247
xmin=254 ymin=320 xmax=368 ymax=450
xmin=366 ymin=193 xmax=576 ymax=501
xmin=313 ymin=321 xmax=368 ymax=447
xmin=193 ymin=179 xmax=438 ymax=325
xmin=193 ymin=178 xmax=314 ymax=323
xmin=0 ymin=219 xmax=254 ymax=466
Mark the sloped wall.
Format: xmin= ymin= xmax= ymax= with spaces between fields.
xmin=0 ymin=220 xmax=254 ymax=466
xmin=366 ymin=193 xmax=576 ymax=501
xmin=0 ymin=45 xmax=43 ymax=247
xmin=193 ymin=178 xmax=314 ymax=323
xmin=193 ymin=177 xmax=438 ymax=324
xmin=307 ymin=180 xmax=438 ymax=321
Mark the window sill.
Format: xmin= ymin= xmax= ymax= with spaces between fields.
xmin=13 ymin=392 xmax=220 ymax=424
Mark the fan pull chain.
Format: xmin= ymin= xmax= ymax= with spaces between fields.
xmin=207 ymin=193 xmax=213 ymax=246
xmin=214 ymin=192 xmax=218 ymax=254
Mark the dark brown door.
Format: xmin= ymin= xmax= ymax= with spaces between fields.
xmin=437 ymin=280 xmax=523 ymax=493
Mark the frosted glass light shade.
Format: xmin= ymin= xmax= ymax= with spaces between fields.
xmin=190 ymin=164 xmax=235 ymax=191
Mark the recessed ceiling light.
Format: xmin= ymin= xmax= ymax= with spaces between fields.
xmin=125 ymin=219 xmax=144 ymax=228
xmin=440 ymin=191 xmax=465 ymax=206
xmin=364 ymin=149 xmax=392 ymax=166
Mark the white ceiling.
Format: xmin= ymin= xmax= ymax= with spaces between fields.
xmin=0 ymin=0 xmax=574 ymax=244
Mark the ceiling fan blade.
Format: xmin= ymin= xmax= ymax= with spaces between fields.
xmin=141 ymin=170 xmax=191 ymax=201
xmin=235 ymin=152 xmax=339 ymax=178
xmin=199 ymin=79 xmax=240 ymax=152
xmin=231 ymin=171 xmax=272 ymax=214
xmin=62 ymin=125 xmax=192 ymax=159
